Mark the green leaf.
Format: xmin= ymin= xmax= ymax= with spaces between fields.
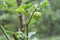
xmin=5 ymin=30 xmax=13 ymax=35
xmin=16 ymin=32 xmax=27 ymax=39
xmin=0 ymin=1 xmax=7 ymax=10
xmin=28 ymin=6 xmax=36 ymax=14
xmin=40 ymin=0 xmax=49 ymax=8
xmin=16 ymin=3 xmax=32 ymax=15
xmin=16 ymin=32 xmax=21 ymax=38
xmin=16 ymin=6 xmax=27 ymax=15
xmin=21 ymin=3 xmax=32 ymax=9
xmin=29 ymin=18 xmax=36 ymax=25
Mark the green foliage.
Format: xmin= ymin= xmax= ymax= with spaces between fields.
xmin=16 ymin=3 xmax=32 ymax=15
xmin=20 ymin=3 xmax=32 ymax=10
xmin=29 ymin=18 xmax=36 ymax=25
xmin=16 ymin=7 xmax=27 ymax=15
xmin=40 ymin=0 xmax=49 ymax=8
xmin=0 ymin=0 xmax=60 ymax=40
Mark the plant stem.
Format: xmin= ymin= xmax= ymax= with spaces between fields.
xmin=0 ymin=25 xmax=10 ymax=40
xmin=26 ymin=8 xmax=37 ymax=40
xmin=27 ymin=9 xmax=36 ymax=26
xmin=16 ymin=0 xmax=25 ymax=40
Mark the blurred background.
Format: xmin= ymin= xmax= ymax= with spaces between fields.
xmin=0 ymin=0 xmax=60 ymax=40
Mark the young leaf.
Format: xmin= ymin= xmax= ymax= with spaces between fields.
xmin=40 ymin=0 xmax=49 ymax=8
xmin=16 ymin=3 xmax=32 ymax=15
xmin=21 ymin=3 xmax=32 ymax=10
xmin=16 ymin=6 xmax=27 ymax=15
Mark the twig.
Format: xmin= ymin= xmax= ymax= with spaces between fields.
xmin=16 ymin=0 xmax=25 ymax=40
xmin=0 ymin=25 xmax=10 ymax=40
xmin=26 ymin=8 xmax=37 ymax=40
xmin=27 ymin=9 xmax=36 ymax=26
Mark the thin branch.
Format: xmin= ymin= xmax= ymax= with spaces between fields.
xmin=16 ymin=0 xmax=25 ymax=32
xmin=16 ymin=0 xmax=25 ymax=40
xmin=26 ymin=8 xmax=37 ymax=40
xmin=0 ymin=25 xmax=10 ymax=40
xmin=27 ymin=9 xmax=37 ymax=26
